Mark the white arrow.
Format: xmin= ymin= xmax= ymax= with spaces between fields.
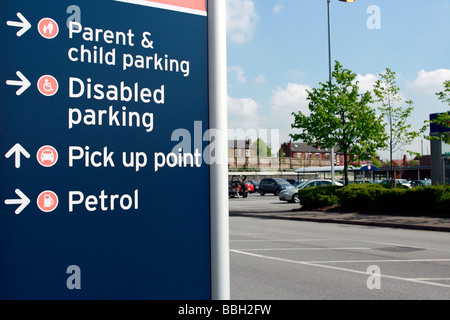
xmin=5 ymin=189 xmax=31 ymax=215
xmin=7 ymin=12 xmax=32 ymax=37
xmin=6 ymin=71 xmax=31 ymax=96
xmin=5 ymin=143 xmax=30 ymax=168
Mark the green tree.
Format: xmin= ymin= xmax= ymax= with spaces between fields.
xmin=252 ymin=138 xmax=272 ymax=157
xmin=373 ymin=68 xmax=426 ymax=184
xmin=290 ymin=61 xmax=386 ymax=185
xmin=436 ymin=80 xmax=450 ymax=105
xmin=429 ymin=80 xmax=450 ymax=144
xmin=371 ymin=156 xmax=382 ymax=169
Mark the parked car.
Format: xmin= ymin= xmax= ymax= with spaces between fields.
xmin=411 ymin=179 xmax=432 ymax=188
xmin=379 ymin=179 xmax=412 ymax=188
xmin=338 ymin=180 xmax=375 ymax=185
xmin=259 ymin=178 xmax=295 ymax=196
xmin=228 ymin=175 xmax=249 ymax=198
xmin=244 ymin=181 xmax=255 ymax=193
xmin=250 ymin=180 xmax=260 ymax=192
xmin=397 ymin=179 xmax=412 ymax=188
xmin=279 ymin=179 xmax=343 ymax=203
xmin=293 ymin=180 xmax=307 ymax=187
xmin=286 ymin=179 xmax=304 ymax=186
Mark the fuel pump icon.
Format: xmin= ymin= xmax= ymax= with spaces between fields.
xmin=37 ymin=191 xmax=58 ymax=213
xmin=43 ymin=194 xmax=54 ymax=208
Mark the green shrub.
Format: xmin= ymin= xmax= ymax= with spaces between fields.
xmin=404 ymin=186 xmax=444 ymax=213
xmin=338 ymin=184 xmax=449 ymax=216
xmin=298 ymin=186 xmax=340 ymax=210
xmin=437 ymin=191 xmax=450 ymax=215
xmin=336 ymin=184 xmax=383 ymax=211
xmin=298 ymin=183 xmax=450 ymax=216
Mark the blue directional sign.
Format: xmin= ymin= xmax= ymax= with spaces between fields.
xmin=0 ymin=0 xmax=212 ymax=299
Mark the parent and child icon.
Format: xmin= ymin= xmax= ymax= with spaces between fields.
xmin=38 ymin=17 xmax=59 ymax=39
xmin=42 ymin=20 xmax=55 ymax=35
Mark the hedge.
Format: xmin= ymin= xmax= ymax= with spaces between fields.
xmin=297 ymin=186 xmax=341 ymax=210
xmin=298 ymin=184 xmax=450 ymax=217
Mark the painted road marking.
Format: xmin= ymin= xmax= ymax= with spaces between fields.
xmin=231 ymin=249 xmax=450 ymax=289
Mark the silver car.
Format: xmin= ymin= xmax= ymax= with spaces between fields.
xmin=279 ymin=179 xmax=343 ymax=203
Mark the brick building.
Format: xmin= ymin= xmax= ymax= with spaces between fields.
xmin=280 ymin=142 xmax=343 ymax=165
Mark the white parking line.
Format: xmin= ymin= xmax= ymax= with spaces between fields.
xmin=230 ymin=233 xmax=276 ymax=236
xmin=230 ymin=239 xmax=328 ymax=242
xmin=234 ymin=247 xmax=371 ymax=251
xmin=231 ymin=249 xmax=450 ymax=289
xmin=308 ymin=258 xmax=450 ymax=264
xmin=414 ymin=278 xmax=450 ymax=281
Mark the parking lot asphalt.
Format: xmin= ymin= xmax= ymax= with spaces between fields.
xmin=229 ymin=194 xmax=450 ymax=233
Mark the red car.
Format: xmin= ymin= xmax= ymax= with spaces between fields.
xmin=244 ymin=181 xmax=255 ymax=193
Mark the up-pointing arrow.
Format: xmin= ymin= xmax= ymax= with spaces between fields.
xmin=5 ymin=189 xmax=31 ymax=215
xmin=6 ymin=12 xmax=32 ymax=37
xmin=6 ymin=71 xmax=31 ymax=96
xmin=5 ymin=143 xmax=30 ymax=168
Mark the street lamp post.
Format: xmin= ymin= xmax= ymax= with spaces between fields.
xmin=327 ymin=0 xmax=355 ymax=184
xmin=327 ymin=0 xmax=334 ymax=184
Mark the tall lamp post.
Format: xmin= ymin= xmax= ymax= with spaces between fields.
xmin=327 ymin=0 xmax=355 ymax=184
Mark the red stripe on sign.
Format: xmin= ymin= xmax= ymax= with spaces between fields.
xmin=142 ymin=0 xmax=206 ymax=12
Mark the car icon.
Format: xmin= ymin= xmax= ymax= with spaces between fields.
xmin=41 ymin=149 xmax=55 ymax=162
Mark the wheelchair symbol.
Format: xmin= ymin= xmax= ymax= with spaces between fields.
xmin=37 ymin=75 xmax=58 ymax=96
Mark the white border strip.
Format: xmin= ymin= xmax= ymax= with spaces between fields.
xmin=209 ymin=0 xmax=230 ymax=300
xmin=114 ymin=0 xmax=207 ymax=16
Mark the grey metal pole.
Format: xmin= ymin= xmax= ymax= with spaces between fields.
xmin=208 ymin=0 xmax=230 ymax=300
xmin=327 ymin=0 xmax=335 ymax=184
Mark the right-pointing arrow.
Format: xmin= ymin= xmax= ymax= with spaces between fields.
xmin=5 ymin=189 xmax=31 ymax=215
xmin=5 ymin=143 xmax=30 ymax=168
xmin=6 ymin=12 xmax=32 ymax=37
xmin=6 ymin=71 xmax=31 ymax=96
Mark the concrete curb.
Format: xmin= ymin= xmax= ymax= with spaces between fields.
xmin=230 ymin=210 xmax=450 ymax=233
